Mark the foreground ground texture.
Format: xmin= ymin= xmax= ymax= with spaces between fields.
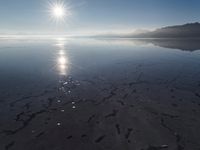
xmin=0 ymin=38 xmax=200 ymax=150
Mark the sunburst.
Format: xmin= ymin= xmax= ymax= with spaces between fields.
xmin=48 ymin=0 xmax=72 ymax=23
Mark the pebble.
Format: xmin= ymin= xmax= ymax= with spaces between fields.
xmin=63 ymin=82 xmax=68 ymax=85
xmin=57 ymin=122 xmax=61 ymax=126
xmin=31 ymin=130 xmax=35 ymax=133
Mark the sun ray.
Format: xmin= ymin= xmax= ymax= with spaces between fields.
xmin=48 ymin=0 xmax=72 ymax=23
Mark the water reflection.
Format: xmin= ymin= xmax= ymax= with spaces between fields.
xmin=143 ymin=38 xmax=200 ymax=51
xmin=91 ymin=38 xmax=200 ymax=51
xmin=55 ymin=38 xmax=70 ymax=76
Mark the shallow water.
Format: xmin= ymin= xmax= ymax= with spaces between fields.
xmin=0 ymin=38 xmax=200 ymax=150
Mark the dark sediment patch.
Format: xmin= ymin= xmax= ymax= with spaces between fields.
xmin=36 ymin=132 xmax=45 ymax=138
xmin=67 ymin=136 xmax=73 ymax=139
xmin=5 ymin=141 xmax=15 ymax=150
xmin=105 ymin=109 xmax=118 ymax=118
xmin=125 ymin=128 xmax=133 ymax=139
xmin=95 ymin=135 xmax=106 ymax=143
xmin=115 ymin=124 xmax=121 ymax=135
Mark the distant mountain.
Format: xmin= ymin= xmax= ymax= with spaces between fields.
xmin=93 ymin=23 xmax=200 ymax=38
xmin=133 ymin=22 xmax=200 ymax=38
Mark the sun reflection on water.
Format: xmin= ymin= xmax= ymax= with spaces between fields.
xmin=55 ymin=38 xmax=70 ymax=76
xmin=58 ymin=50 xmax=65 ymax=55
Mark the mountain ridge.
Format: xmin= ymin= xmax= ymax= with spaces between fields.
xmin=136 ymin=22 xmax=200 ymax=38
xmin=93 ymin=22 xmax=200 ymax=38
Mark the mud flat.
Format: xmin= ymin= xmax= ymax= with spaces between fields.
xmin=0 ymin=38 xmax=200 ymax=150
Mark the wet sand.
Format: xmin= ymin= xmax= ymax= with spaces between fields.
xmin=0 ymin=38 xmax=200 ymax=150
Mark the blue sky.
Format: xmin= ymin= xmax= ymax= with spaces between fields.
xmin=0 ymin=0 xmax=199 ymax=35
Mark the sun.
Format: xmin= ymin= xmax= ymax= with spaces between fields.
xmin=48 ymin=1 xmax=72 ymax=22
xmin=53 ymin=4 xmax=65 ymax=19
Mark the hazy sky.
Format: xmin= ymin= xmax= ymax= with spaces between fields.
xmin=0 ymin=0 xmax=199 ymax=35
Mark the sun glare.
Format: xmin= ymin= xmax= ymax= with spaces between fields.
xmin=53 ymin=6 xmax=65 ymax=18
xmin=49 ymin=1 xmax=71 ymax=22
xmin=53 ymin=5 xmax=65 ymax=18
